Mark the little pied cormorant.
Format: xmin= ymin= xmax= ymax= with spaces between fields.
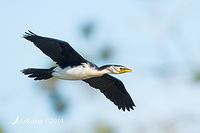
xmin=21 ymin=31 xmax=135 ymax=111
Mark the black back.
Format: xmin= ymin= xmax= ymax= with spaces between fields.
xmin=23 ymin=31 xmax=87 ymax=68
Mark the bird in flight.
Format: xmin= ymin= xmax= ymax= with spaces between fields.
xmin=21 ymin=31 xmax=135 ymax=111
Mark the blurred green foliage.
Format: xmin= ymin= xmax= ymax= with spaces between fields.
xmin=49 ymin=89 xmax=68 ymax=113
xmin=194 ymin=71 xmax=200 ymax=82
xmin=100 ymin=45 xmax=113 ymax=60
xmin=80 ymin=21 xmax=114 ymax=60
xmin=94 ymin=122 xmax=113 ymax=133
xmin=0 ymin=127 xmax=3 ymax=133
xmin=81 ymin=22 xmax=95 ymax=39
xmin=41 ymin=77 xmax=68 ymax=114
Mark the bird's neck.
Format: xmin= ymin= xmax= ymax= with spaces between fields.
xmin=98 ymin=65 xmax=117 ymax=74
xmin=100 ymin=69 xmax=111 ymax=74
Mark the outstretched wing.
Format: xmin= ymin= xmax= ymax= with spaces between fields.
xmin=83 ymin=74 xmax=135 ymax=111
xmin=23 ymin=31 xmax=87 ymax=68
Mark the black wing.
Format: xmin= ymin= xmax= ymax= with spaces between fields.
xmin=23 ymin=31 xmax=87 ymax=68
xmin=83 ymin=74 xmax=135 ymax=111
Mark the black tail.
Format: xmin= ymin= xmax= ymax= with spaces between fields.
xmin=21 ymin=67 xmax=56 ymax=80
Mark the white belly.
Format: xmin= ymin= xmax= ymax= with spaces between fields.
xmin=52 ymin=64 xmax=105 ymax=80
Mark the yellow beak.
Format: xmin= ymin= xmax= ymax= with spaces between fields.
xmin=119 ymin=68 xmax=132 ymax=74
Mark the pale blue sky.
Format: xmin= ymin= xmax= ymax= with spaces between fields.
xmin=0 ymin=0 xmax=200 ymax=133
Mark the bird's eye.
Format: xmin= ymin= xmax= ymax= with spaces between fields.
xmin=120 ymin=68 xmax=125 ymax=70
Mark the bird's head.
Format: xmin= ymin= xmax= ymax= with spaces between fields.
xmin=100 ymin=65 xmax=132 ymax=74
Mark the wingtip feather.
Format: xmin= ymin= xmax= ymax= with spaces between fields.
xmin=23 ymin=30 xmax=37 ymax=38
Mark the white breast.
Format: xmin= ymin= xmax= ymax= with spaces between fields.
xmin=52 ymin=63 xmax=107 ymax=80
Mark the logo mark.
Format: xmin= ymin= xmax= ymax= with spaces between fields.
xmin=11 ymin=116 xmax=19 ymax=125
